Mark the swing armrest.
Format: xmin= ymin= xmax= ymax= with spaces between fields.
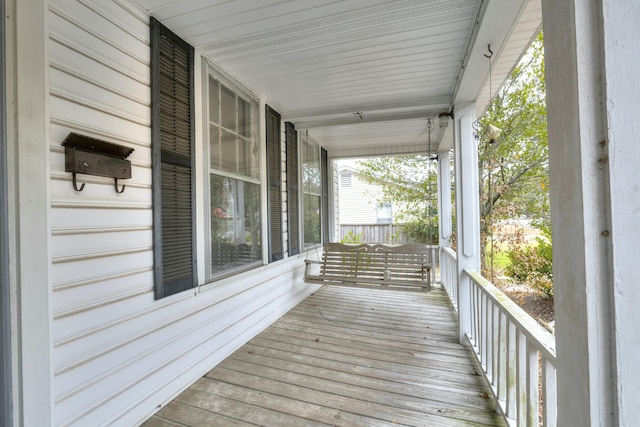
xmin=304 ymin=259 xmax=322 ymax=282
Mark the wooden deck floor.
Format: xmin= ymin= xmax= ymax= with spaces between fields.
xmin=143 ymin=286 xmax=505 ymax=427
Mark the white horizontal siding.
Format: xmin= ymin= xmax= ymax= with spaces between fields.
xmin=338 ymin=172 xmax=382 ymax=225
xmin=48 ymin=1 xmax=316 ymax=426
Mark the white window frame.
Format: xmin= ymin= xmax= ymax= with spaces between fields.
xmin=202 ymin=62 xmax=263 ymax=282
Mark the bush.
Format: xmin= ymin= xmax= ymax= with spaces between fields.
xmin=506 ymin=235 xmax=553 ymax=297
xmin=340 ymin=231 xmax=364 ymax=244
xmin=402 ymin=218 xmax=439 ymax=244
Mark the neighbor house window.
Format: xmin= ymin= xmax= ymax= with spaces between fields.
xmin=206 ymin=68 xmax=261 ymax=278
xmin=341 ymin=173 xmax=352 ymax=187
xmin=302 ymin=133 xmax=321 ymax=247
xmin=376 ymin=203 xmax=393 ymax=224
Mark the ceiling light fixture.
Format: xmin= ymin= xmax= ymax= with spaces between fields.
xmin=438 ymin=111 xmax=453 ymax=129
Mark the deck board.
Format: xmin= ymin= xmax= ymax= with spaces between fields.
xmin=143 ymin=286 xmax=505 ymax=426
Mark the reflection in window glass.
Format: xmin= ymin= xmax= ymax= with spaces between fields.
xmin=303 ymin=193 xmax=321 ymax=246
xmin=302 ymin=133 xmax=321 ymax=247
xmin=210 ymin=175 xmax=261 ymax=274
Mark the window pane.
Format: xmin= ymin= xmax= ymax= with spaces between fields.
xmin=303 ymin=193 xmax=321 ymax=247
xmin=209 ymin=124 xmax=220 ymax=170
xmin=238 ymin=97 xmax=250 ymax=138
xmin=303 ymin=139 xmax=321 ymax=195
xmin=220 ymin=130 xmax=237 ymax=174
xmin=377 ymin=203 xmax=393 ymax=224
xmin=210 ymin=175 xmax=261 ymax=275
xmin=238 ymin=136 xmax=259 ymax=179
xmin=208 ymin=76 xmax=220 ymax=125
xmin=220 ymin=85 xmax=236 ymax=131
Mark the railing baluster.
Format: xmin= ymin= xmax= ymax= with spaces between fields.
xmin=492 ymin=302 xmax=500 ymax=392
xmin=498 ymin=311 xmax=507 ymax=404
xmin=543 ymin=357 xmax=557 ymax=427
xmin=469 ymin=280 xmax=476 ymax=347
xmin=506 ymin=321 xmax=517 ymax=419
xmin=486 ymin=296 xmax=493 ymax=382
xmin=480 ymin=291 xmax=487 ymax=371
xmin=517 ymin=331 xmax=527 ymax=426
xmin=526 ymin=341 xmax=540 ymax=427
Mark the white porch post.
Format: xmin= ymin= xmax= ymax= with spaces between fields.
xmin=6 ymin=0 xmax=53 ymax=425
xmin=452 ymin=103 xmax=480 ymax=343
xmin=542 ymin=0 xmax=640 ymax=425
xmin=437 ymin=149 xmax=452 ymax=290
xmin=437 ymin=149 xmax=452 ymax=249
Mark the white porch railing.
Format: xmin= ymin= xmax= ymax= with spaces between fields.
xmin=439 ymin=247 xmax=557 ymax=426
xmin=440 ymin=247 xmax=458 ymax=311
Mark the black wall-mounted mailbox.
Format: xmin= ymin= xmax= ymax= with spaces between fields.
xmin=62 ymin=132 xmax=135 ymax=193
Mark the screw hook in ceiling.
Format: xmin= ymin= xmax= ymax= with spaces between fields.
xmin=484 ymin=44 xmax=493 ymax=59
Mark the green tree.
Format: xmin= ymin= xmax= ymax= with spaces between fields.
xmin=356 ymin=154 xmax=440 ymax=244
xmin=478 ymin=31 xmax=548 ymax=278
xmin=478 ymin=31 xmax=548 ymax=228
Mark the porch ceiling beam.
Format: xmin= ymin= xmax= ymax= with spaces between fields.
xmin=453 ymin=0 xmax=529 ymax=104
xmin=291 ymin=109 xmax=444 ymax=129
xmin=281 ymin=95 xmax=452 ymax=122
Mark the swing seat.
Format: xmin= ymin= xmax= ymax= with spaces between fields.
xmin=304 ymin=243 xmax=432 ymax=292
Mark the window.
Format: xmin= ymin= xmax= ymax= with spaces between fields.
xmin=150 ymin=18 xmax=196 ymax=299
xmin=376 ymin=203 xmax=393 ymax=224
xmin=206 ymin=69 xmax=261 ymax=278
xmin=302 ymin=133 xmax=321 ymax=247
xmin=341 ymin=173 xmax=352 ymax=187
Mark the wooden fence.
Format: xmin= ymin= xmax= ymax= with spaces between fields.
xmin=339 ymin=224 xmax=411 ymax=244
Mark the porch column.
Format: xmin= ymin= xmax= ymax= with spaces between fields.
xmin=437 ymin=149 xmax=452 ymax=287
xmin=6 ymin=0 xmax=54 ymax=425
xmin=452 ymin=103 xmax=480 ymax=343
xmin=437 ymin=149 xmax=452 ymax=249
xmin=542 ymin=0 xmax=640 ymax=425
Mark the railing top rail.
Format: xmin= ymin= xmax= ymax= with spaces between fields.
xmin=442 ymin=246 xmax=456 ymax=258
xmin=464 ymin=269 xmax=556 ymax=362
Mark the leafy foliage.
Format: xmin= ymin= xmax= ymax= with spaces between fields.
xmin=340 ymin=230 xmax=364 ymax=244
xmin=356 ymin=155 xmax=441 ymax=244
xmin=505 ymin=230 xmax=553 ymax=297
xmin=478 ymin=32 xmax=548 ymax=229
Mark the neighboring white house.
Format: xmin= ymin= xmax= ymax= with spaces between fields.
xmin=336 ymin=163 xmax=394 ymax=226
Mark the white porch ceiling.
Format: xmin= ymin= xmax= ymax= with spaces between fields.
xmin=123 ymin=0 xmax=541 ymax=157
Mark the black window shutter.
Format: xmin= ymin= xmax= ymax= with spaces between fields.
xmin=266 ymin=105 xmax=283 ymax=262
xmin=321 ymin=147 xmax=330 ymax=244
xmin=285 ymin=122 xmax=300 ymax=256
xmin=151 ymin=17 xmax=196 ymax=299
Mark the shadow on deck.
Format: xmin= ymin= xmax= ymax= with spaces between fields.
xmin=143 ymin=286 xmax=506 ymax=426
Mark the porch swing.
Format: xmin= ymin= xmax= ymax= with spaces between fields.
xmin=303 ymin=118 xmax=439 ymax=292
